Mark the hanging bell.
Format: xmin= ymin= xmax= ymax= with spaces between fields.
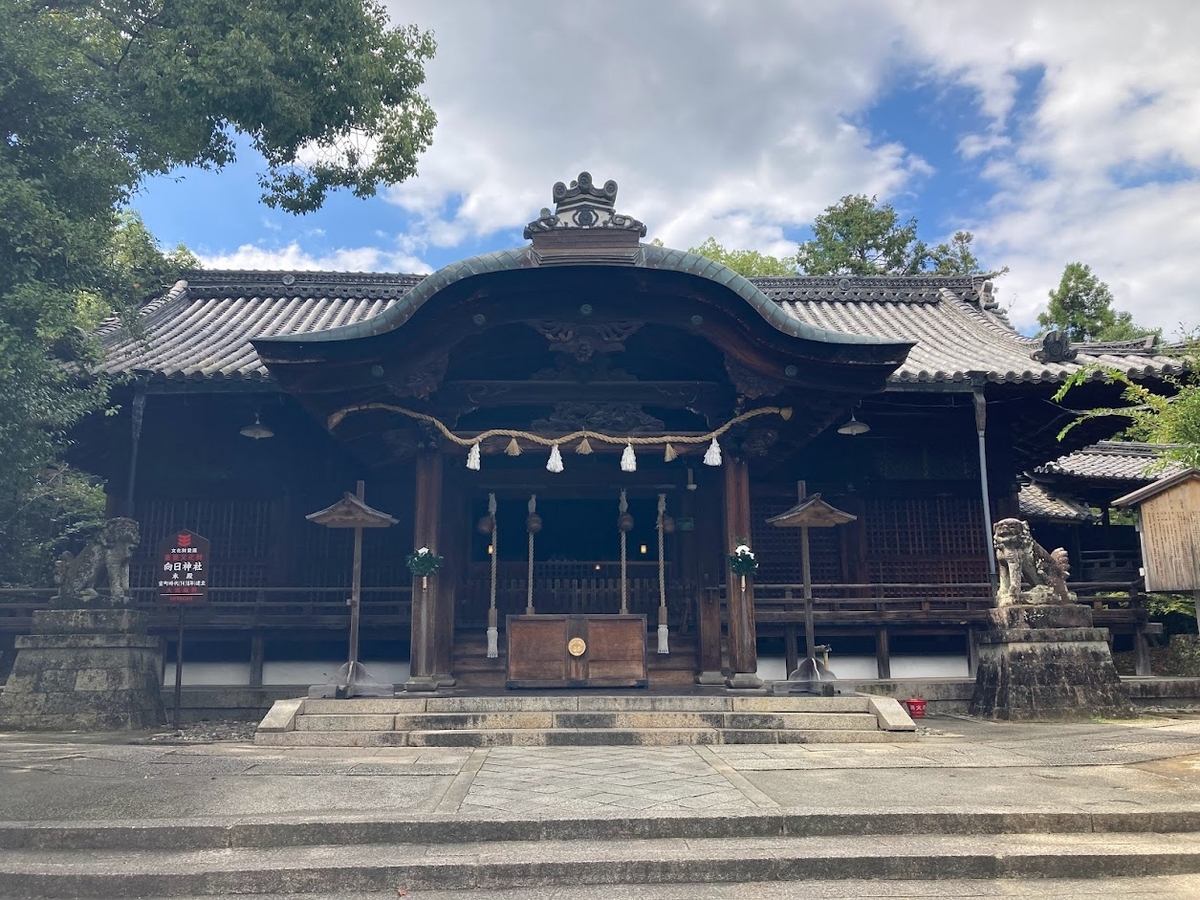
xmin=526 ymin=513 xmax=543 ymax=534
xmin=703 ymin=437 xmax=722 ymax=466
xmin=466 ymin=442 xmax=481 ymax=471
xmin=476 ymin=515 xmax=495 ymax=536
xmin=546 ymin=443 xmax=564 ymax=473
xmin=620 ymin=443 xmax=637 ymax=472
xmin=617 ymin=513 xmax=635 ymax=533
xmin=661 ymin=514 xmax=676 ymax=534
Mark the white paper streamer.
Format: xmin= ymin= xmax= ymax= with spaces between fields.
xmin=466 ymin=442 xmax=481 ymax=471
xmin=546 ymin=443 xmax=564 ymax=473
xmin=703 ymin=437 xmax=722 ymax=466
xmin=620 ymin=443 xmax=636 ymax=472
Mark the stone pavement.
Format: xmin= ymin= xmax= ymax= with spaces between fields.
xmin=4 ymin=713 xmax=1200 ymax=897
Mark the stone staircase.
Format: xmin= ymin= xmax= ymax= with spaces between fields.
xmin=255 ymin=693 xmax=918 ymax=747
xmin=6 ymin=810 xmax=1200 ymax=897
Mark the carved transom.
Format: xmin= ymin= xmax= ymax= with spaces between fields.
xmin=529 ymin=321 xmax=643 ymax=362
xmin=531 ymin=402 xmax=665 ymax=435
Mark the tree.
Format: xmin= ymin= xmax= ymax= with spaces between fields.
xmin=931 ymin=231 xmax=982 ymax=275
xmin=0 ymin=0 xmax=436 ymax=581
xmin=1037 ymin=263 xmax=1157 ymax=343
xmin=689 ymin=238 xmax=796 ymax=277
xmin=795 ymin=194 xmax=930 ymax=276
xmin=1054 ymin=336 xmax=1199 ymax=469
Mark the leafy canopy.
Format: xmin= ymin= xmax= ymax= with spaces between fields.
xmin=688 ymin=238 xmax=796 ymax=277
xmin=0 ymin=0 xmax=436 ymax=581
xmin=1037 ymin=262 xmax=1157 ymax=343
xmin=796 ymin=194 xmax=931 ymax=276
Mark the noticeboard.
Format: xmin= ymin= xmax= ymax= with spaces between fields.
xmin=157 ymin=530 xmax=211 ymax=604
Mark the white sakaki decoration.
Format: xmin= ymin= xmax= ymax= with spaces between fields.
xmin=620 ymin=443 xmax=637 ymax=472
xmin=466 ymin=442 xmax=481 ymax=471
xmin=546 ymin=443 xmax=564 ymax=473
xmin=703 ymin=437 xmax=722 ymax=466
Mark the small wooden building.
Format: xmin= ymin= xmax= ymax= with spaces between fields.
xmin=1114 ymin=469 xmax=1200 ymax=594
xmin=72 ymin=173 xmax=1185 ymax=688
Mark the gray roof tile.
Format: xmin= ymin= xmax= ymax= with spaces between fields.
xmin=1036 ymin=441 xmax=1187 ymax=482
xmin=99 ymin=269 xmax=1186 ymax=387
xmin=1019 ymin=483 xmax=1098 ymax=523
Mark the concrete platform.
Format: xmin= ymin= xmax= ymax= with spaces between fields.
xmin=3 ymin=713 xmax=1200 ymax=896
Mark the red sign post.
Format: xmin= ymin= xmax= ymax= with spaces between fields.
xmin=157 ymin=530 xmax=210 ymax=604
xmin=157 ymin=530 xmax=211 ymax=727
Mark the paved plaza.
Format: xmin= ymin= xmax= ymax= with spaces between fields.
xmin=5 ymin=713 xmax=1200 ymax=897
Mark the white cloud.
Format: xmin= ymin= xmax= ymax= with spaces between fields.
xmin=199 ymin=242 xmax=432 ymax=274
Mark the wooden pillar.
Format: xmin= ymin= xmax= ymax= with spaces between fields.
xmin=784 ymin=625 xmax=799 ymax=679
xmin=433 ymin=479 xmax=464 ymax=687
xmin=875 ymin=627 xmax=891 ymax=679
xmin=724 ymin=459 xmax=761 ymax=688
xmin=966 ymin=627 xmax=979 ymax=677
xmin=405 ymin=454 xmax=442 ymax=692
xmin=249 ymin=632 xmax=265 ymax=688
xmin=688 ymin=479 xmax=724 ymax=684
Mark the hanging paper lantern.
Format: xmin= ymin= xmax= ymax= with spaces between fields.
xmin=505 ymin=438 xmax=521 ymax=456
xmin=546 ymin=443 xmax=564 ymax=473
xmin=620 ymin=443 xmax=637 ymax=472
xmin=576 ymin=437 xmax=592 ymax=455
xmin=663 ymin=444 xmax=678 ymax=462
xmin=703 ymin=437 xmax=722 ymax=466
xmin=466 ymin=442 xmax=481 ymax=471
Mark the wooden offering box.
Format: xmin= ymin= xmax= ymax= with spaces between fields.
xmin=506 ymin=614 xmax=648 ymax=689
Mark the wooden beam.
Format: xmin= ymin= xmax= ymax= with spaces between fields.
xmin=723 ymin=459 xmax=760 ymax=687
xmin=875 ymin=627 xmax=891 ymax=679
xmin=405 ymin=454 xmax=442 ymax=691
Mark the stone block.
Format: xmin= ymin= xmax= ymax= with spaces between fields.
xmin=988 ymin=604 xmax=1092 ymax=630
xmin=1168 ymin=635 xmax=1200 ymax=677
xmin=32 ymin=609 xmax=149 ymax=635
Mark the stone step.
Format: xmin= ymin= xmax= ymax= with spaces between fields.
xmin=5 ymin=832 xmax=1200 ymax=897
xmin=259 ymin=726 xmax=916 ymax=747
xmin=9 ymin=809 xmax=1200 ymax=852
xmin=294 ymin=711 xmax=882 ymax=732
xmin=299 ymin=695 xmax=874 ymax=715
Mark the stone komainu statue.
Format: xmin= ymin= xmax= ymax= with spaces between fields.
xmin=992 ymin=517 xmax=1075 ymax=606
xmin=52 ymin=517 xmax=140 ymax=609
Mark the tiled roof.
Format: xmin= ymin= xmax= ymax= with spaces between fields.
xmin=1018 ymin=483 xmax=1097 ymax=523
xmin=99 ymin=267 xmax=1186 ymax=386
xmin=1036 ymin=441 xmax=1187 ymax=483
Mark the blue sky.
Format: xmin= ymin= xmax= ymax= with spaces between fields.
xmin=132 ymin=1 xmax=1200 ymax=336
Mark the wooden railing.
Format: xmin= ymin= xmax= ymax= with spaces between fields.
xmin=0 ymin=586 xmax=412 ymax=634
xmin=708 ymin=579 xmax=1152 ymax=633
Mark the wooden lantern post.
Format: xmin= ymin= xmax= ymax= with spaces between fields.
xmin=305 ymin=481 xmax=398 ymax=698
xmin=766 ymin=481 xmax=857 ymax=680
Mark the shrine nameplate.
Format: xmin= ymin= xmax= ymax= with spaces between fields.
xmin=157 ymin=530 xmax=210 ymax=604
xmin=506 ymin=615 xmax=647 ymax=689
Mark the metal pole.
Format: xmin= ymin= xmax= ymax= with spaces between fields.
xmin=974 ymin=390 xmax=998 ymax=588
xmin=172 ymin=607 xmax=185 ymax=729
xmin=346 ymin=481 xmax=365 ymax=693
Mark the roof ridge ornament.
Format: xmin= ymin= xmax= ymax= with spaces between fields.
xmin=1032 ymin=329 xmax=1077 ymax=363
xmin=524 ymin=172 xmax=647 ymax=265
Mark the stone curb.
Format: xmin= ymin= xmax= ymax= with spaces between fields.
xmin=4 ymin=809 xmax=1200 ymax=851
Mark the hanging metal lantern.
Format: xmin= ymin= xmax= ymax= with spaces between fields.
xmin=526 ymin=513 xmax=543 ymax=534
xmin=617 ymin=513 xmax=634 ymax=533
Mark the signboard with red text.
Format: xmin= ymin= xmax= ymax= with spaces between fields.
xmin=157 ymin=530 xmax=210 ymax=604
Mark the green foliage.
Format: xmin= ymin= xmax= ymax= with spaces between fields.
xmin=0 ymin=465 xmax=107 ymax=587
xmin=0 ymin=0 xmax=436 ymax=584
xmin=796 ymin=195 xmax=930 ymax=276
xmin=688 ymin=238 xmax=795 ymax=277
xmin=929 ymin=231 xmax=1003 ymax=276
xmin=1146 ymin=593 xmax=1197 ymax=636
xmin=1037 ymin=262 xmax=1157 ymax=343
xmin=1052 ymin=338 xmax=1200 ymax=469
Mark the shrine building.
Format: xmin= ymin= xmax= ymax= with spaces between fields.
xmin=80 ymin=173 xmax=1183 ymax=690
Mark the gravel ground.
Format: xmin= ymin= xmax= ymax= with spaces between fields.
xmin=143 ymin=719 xmax=259 ymax=744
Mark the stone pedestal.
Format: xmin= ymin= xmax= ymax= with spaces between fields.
xmin=0 ymin=609 xmax=165 ymax=730
xmin=970 ymin=605 xmax=1133 ymax=720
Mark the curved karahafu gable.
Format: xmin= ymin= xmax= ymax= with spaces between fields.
xmin=252 ymin=173 xmax=915 ymax=391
